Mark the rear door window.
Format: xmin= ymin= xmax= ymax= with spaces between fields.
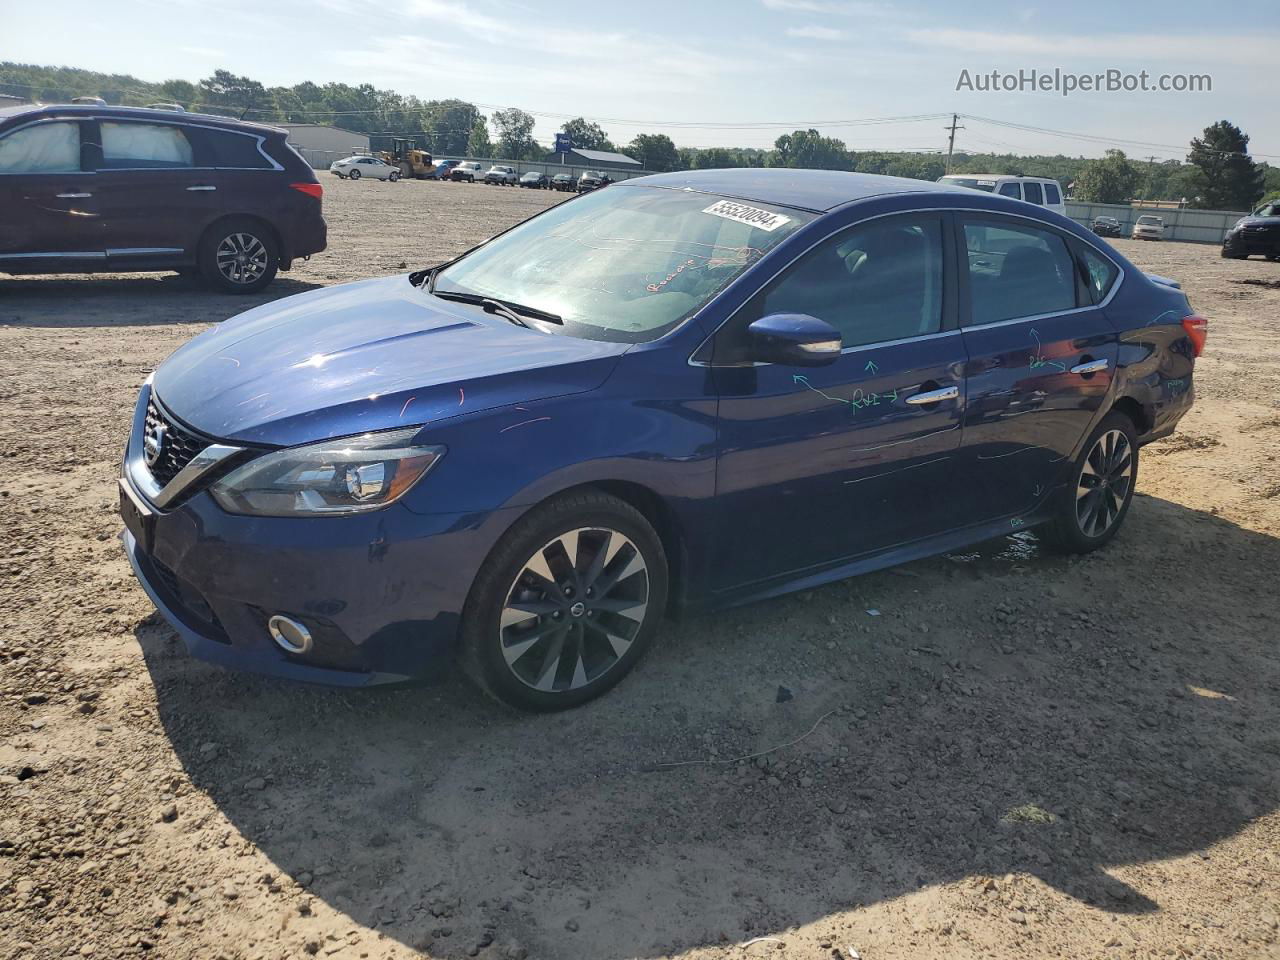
xmin=1023 ymin=181 xmax=1044 ymax=205
xmin=1044 ymin=182 xmax=1061 ymax=205
xmin=100 ymin=122 xmax=193 ymax=169
xmin=0 ymin=121 xmax=82 ymax=173
xmin=962 ymin=220 xmax=1078 ymax=324
xmin=998 ymin=182 xmax=1021 ymax=199
xmin=1080 ymin=246 xmax=1119 ymax=304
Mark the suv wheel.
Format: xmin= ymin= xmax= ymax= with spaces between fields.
xmin=199 ymin=219 xmax=279 ymax=294
xmin=1040 ymin=412 xmax=1138 ymax=553
xmin=461 ymin=491 xmax=668 ymax=711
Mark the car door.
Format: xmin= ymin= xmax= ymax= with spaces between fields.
xmin=0 ymin=118 xmax=103 ymax=267
xmin=708 ymin=211 xmax=966 ymax=590
xmin=91 ymin=119 xmax=223 ymax=265
xmin=954 ymin=214 xmax=1118 ymax=523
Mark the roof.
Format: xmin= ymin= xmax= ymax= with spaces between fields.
xmin=619 ymin=168 xmax=973 ymax=212
xmin=0 ymin=102 xmax=286 ymax=135
xmin=568 ymin=147 xmax=641 ymax=166
xmin=281 ymin=123 xmax=367 ymax=134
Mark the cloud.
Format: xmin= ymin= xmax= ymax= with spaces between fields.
xmin=762 ymin=0 xmax=878 ymax=13
xmin=786 ymin=25 xmax=844 ymax=40
xmin=907 ymin=28 xmax=1270 ymax=64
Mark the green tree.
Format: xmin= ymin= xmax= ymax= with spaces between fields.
xmin=693 ymin=147 xmax=734 ymax=169
xmin=158 ymin=79 xmax=197 ymax=105
xmin=1074 ymin=149 xmax=1141 ymax=203
xmin=197 ymin=69 xmax=268 ymax=116
xmin=466 ymin=118 xmax=493 ymax=158
xmin=884 ymin=155 xmax=945 ymax=182
xmin=772 ymin=129 xmax=850 ymax=170
xmin=561 ymin=117 xmax=613 ymax=152
xmin=628 ymin=133 xmax=679 ymax=171
xmin=1187 ymin=121 xmax=1264 ymax=210
xmin=491 ymin=107 xmax=538 ymax=160
xmin=422 ymin=99 xmax=482 ymax=156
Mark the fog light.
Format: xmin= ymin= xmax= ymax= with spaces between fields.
xmin=267 ymin=615 xmax=313 ymax=654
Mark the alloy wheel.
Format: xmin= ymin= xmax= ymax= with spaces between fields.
xmin=499 ymin=527 xmax=649 ymax=693
xmin=1075 ymin=429 xmax=1133 ymax=537
xmin=215 ymin=233 xmax=269 ymax=286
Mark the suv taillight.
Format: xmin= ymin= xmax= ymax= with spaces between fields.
xmin=290 ymin=182 xmax=323 ymax=200
xmin=1181 ymin=314 xmax=1208 ymax=357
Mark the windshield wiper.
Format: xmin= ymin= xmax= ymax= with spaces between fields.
xmin=431 ymin=289 xmax=563 ymax=326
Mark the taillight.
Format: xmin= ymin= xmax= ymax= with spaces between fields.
xmin=290 ymin=182 xmax=323 ymax=200
xmin=1181 ymin=314 xmax=1208 ymax=357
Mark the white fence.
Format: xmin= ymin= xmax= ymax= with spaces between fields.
xmin=1064 ymin=201 xmax=1248 ymax=244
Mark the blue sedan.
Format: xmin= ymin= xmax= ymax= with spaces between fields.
xmin=119 ymin=169 xmax=1206 ymax=710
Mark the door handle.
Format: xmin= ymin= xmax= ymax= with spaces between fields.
xmin=56 ymin=192 xmax=92 ymax=198
xmin=905 ymin=385 xmax=959 ymax=405
xmin=186 ymin=185 xmax=217 ymax=192
xmin=1069 ymin=358 xmax=1109 ymax=375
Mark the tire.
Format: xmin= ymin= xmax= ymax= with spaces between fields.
xmin=1040 ymin=412 xmax=1138 ymax=554
xmin=198 ymin=218 xmax=279 ymax=294
xmin=460 ymin=490 xmax=669 ymax=711
xmin=348 ymin=168 xmax=361 ymax=180
xmin=388 ymin=170 xmax=400 ymax=182
xmin=399 ymin=161 xmax=412 ymax=179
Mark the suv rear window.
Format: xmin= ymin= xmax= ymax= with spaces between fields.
xmin=195 ymin=128 xmax=274 ymax=169
xmin=1044 ymin=182 xmax=1061 ymax=204
xmin=1023 ymin=181 xmax=1044 ymax=205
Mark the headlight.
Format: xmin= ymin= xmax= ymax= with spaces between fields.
xmin=210 ymin=428 xmax=445 ymax=517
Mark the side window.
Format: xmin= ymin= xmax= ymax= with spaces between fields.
xmin=998 ymin=182 xmax=1021 ymax=199
xmin=1044 ymin=182 xmax=1061 ymax=205
xmin=1023 ymin=182 xmax=1044 ymax=205
xmin=743 ymin=215 xmax=944 ymax=351
xmin=0 ymin=122 xmax=81 ymax=173
xmin=100 ymin=122 xmax=193 ymax=169
xmin=1080 ymin=246 xmax=1119 ymax=304
xmin=963 ymin=220 xmax=1078 ymax=325
xmin=196 ymin=129 xmax=272 ymax=169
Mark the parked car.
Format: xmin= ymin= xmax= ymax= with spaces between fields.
xmin=1091 ymin=216 xmax=1124 ymax=238
xmin=449 ymin=161 xmax=483 ymax=182
xmin=936 ymin=174 xmax=1067 ymax=215
xmin=119 ymin=169 xmax=1205 ymax=710
xmin=577 ymin=170 xmax=613 ymax=192
xmin=550 ymin=172 xmax=576 ymax=192
xmin=1132 ymin=215 xmax=1165 ymax=241
xmin=0 ymin=102 xmax=325 ymax=293
xmin=1221 ymin=201 xmax=1280 ymax=260
xmin=330 ymin=155 xmax=400 ymax=181
xmin=484 ymin=164 xmax=518 ymax=186
xmin=428 ymin=159 xmax=460 ymax=180
xmin=519 ymin=171 xmax=548 ymax=189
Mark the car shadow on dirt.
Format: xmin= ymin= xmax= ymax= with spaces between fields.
xmin=1 ymin=274 xmax=322 ymax=326
xmin=135 ymin=493 xmax=1280 ymax=958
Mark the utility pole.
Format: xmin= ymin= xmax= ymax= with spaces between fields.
xmin=944 ymin=113 xmax=965 ymax=174
xmin=1145 ymin=155 xmax=1158 ymax=200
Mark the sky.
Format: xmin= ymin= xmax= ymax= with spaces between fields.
xmin=5 ymin=0 xmax=1279 ymax=161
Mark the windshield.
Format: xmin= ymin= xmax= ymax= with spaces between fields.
xmin=940 ymin=176 xmax=996 ymax=192
xmin=1137 ymin=216 xmax=1161 ymax=224
xmin=433 ymin=186 xmax=813 ymax=343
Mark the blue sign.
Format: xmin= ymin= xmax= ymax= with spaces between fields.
xmin=554 ymin=132 xmax=573 ymax=154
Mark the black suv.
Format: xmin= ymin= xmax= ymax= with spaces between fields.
xmin=577 ymin=170 xmax=613 ymax=193
xmin=0 ymin=104 xmax=326 ymax=292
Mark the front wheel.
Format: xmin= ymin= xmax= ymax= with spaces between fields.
xmin=348 ymin=168 xmax=361 ymax=180
xmin=388 ymin=170 xmax=400 ymax=181
xmin=1040 ymin=413 xmax=1138 ymax=553
xmin=460 ymin=491 xmax=669 ymax=711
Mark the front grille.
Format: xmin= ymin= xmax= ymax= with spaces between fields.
xmin=144 ymin=397 xmax=206 ymax=487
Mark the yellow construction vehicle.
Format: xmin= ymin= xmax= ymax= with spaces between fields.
xmin=380 ymin=138 xmax=436 ymax=180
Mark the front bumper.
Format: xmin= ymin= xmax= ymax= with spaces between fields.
xmin=1223 ymin=230 xmax=1280 ymax=255
xmin=118 ymin=389 xmax=517 ymax=686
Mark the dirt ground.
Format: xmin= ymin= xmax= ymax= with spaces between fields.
xmin=2 ymin=177 xmax=1279 ymax=960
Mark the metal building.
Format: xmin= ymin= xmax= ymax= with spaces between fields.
xmin=547 ymin=147 xmax=643 ymax=171
xmin=281 ymin=124 xmax=371 ymax=169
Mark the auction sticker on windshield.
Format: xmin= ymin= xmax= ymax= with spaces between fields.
xmin=703 ymin=199 xmax=792 ymax=232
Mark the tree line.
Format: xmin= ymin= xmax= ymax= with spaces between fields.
xmin=2 ymin=62 xmax=1275 ymax=209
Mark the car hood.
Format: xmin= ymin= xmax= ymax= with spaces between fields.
xmin=152 ymin=275 xmax=630 ymax=446
xmin=1235 ymin=216 xmax=1280 ymax=229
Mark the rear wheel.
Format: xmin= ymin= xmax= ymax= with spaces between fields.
xmin=1040 ymin=413 xmax=1138 ymax=553
xmin=198 ymin=219 xmax=279 ymax=294
xmin=461 ymin=491 xmax=668 ymax=711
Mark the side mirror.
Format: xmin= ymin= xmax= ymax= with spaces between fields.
xmin=746 ymin=313 xmax=842 ymax=367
